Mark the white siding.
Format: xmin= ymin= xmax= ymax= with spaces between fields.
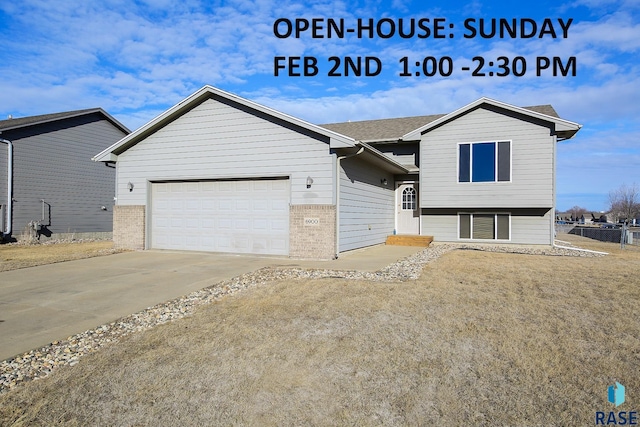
xmin=420 ymin=107 xmax=554 ymax=208
xmin=116 ymin=98 xmax=334 ymax=206
xmin=511 ymin=211 xmax=553 ymax=245
xmin=422 ymin=210 xmax=553 ymax=245
xmin=421 ymin=214 xmax=458 ymax=242
xmin=339 ymin=156 xmax=395 ymax=252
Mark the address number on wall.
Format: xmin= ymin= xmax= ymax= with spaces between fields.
xmin=304 ymin=217 xmax=320 ymax=226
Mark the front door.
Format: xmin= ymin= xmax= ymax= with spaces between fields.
xmin=396 ymin=183 xmax=420 ymax=235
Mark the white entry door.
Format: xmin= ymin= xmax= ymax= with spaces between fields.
xmin=396 ymin=183 xmax=419 ymax=235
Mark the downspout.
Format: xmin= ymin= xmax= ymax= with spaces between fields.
xmin=0 ymin=137 xmax=13 ymax=236
xmin=335 ymin=146 xmax=364 ymax=258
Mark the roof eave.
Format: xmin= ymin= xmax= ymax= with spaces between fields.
xmin=402 ymin=97 xmax=582 ymax=141
xmin=92 ymin=152 xmax=118 ymax=162
xmin=357 ymin=141 xmax=410 ymax=174
xmin=556 ymin=124 xmax=583 ymax=141
xmin=0 ymin=108 xmax=130 ymax=135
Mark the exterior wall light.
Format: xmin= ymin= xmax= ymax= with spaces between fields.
xmin=127 ymin=182 xmax=134 ymax=192
xmin=306 ymin=176 xmax=314 ymax=189
xmin=381 ymin=178 xmax=388 ymax=186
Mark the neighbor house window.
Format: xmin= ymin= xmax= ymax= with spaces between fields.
xmin=402 ymin=187 xmax=417 ymax=210
xmin=458 ymin=141 xmax=511 ymax=182
xmin=459 ymin=213 xmax=510 ymax=240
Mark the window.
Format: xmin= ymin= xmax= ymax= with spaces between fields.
xmin=459 ymin=213 xmax=510 ymax=240
xmin=402 ymin=187 xmax=417 ymax=210
xmin=458 ymin=141 xmax=511 ymax=183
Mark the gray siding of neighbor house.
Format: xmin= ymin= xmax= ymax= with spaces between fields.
xmin=339 ymin=155 xmax=395 ymax=252
xmin=420 ymin=107 xmax=555 ymax=209
xmin=421 ymin=208 xmax=553 ymax=245
xmin=116 ymin=98 xmax=335 ymax=207
xmin=1 ymin=114 xmax=125 ymax=237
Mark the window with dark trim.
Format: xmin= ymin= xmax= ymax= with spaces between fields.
xmin=459 ymin=213 xmax=510 ymax=240
xmin=459 ymin=141 xmax=511 ymax=183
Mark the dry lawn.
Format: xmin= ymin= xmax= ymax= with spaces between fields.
xmin=0 ymin=241 xmax=119 ymax=272
xmin=1 ymin=235 xmax=639 ymax=426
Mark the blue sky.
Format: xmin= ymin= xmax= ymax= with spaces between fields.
xmin=0 ymin=0 xmax=638 ymax=211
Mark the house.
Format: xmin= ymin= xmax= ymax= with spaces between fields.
xmin=92 ymin=85 xmax=581 ymax=259
xmin=0 ymin=109 xmax=130 ymax=241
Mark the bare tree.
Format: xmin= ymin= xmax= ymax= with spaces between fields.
xmin=568 ymin=205 xmax=588 ymax=220
xmin=608 ymin=183 xmax=640 ymax=223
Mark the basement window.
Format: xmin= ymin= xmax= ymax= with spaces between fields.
xmin=459 ymin=213 xmax=510 ymax=240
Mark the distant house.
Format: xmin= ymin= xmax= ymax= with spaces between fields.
xmin=93 ymin=86 xmax=581 ymax=259
xmin=0 ymin=109 xmax=130 ymax=241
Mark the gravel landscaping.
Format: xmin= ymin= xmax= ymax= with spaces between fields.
xmin=0 ymin=242 xmax=605 ymax=395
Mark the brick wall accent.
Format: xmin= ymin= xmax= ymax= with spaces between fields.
xmin=289 ymin=204 xmax=336 ymax=260
xmin=113 ymin=205 xmax=145 ymax=250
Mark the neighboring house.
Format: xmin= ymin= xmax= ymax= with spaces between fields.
xmin=0 ymin=109 xmax=130 ymax=241
xmin=93 ymin=85 xmax=581 ymax=259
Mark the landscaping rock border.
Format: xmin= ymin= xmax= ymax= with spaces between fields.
xmin=0 ymin=243 xmax=604 ymax=394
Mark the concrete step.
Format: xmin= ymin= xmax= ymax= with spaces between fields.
xmin=385 ymin=234 xmax=433 ymax=247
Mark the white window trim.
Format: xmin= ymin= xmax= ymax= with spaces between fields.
xmin=457 ymin=140 xmax=513 ymax=184
xmin=457 ymin=212 xmax=512 ymax=241
xmin=401 ymin=186 xmax=417 ymax=211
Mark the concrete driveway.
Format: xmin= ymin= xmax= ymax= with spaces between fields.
xmin=0 ymin=245 xmax=422 ymax=361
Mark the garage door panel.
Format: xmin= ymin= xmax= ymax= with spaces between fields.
xmin=235 ymin=200 xmax=250 ymax=212
xmin=218 ymin=218 xmax=233 ymax=229
xmin=271 ymin=200 xmax=289 ymax=212
xmin=271 ymin=219 xmax=288 ymax=231
xmin=218 ymin=201 xmax=233 ymax=211
xmin=151 ymin=179 xmax=289 ymax=255
xmin=254 ymin=219 xmax=268 ymax=230
xmin=201 ymin=182 xmax=215 ymax=191
xmin=235 ymin=218 xmax=250 ymax=231
xmin=252 ymin=202 xmax=268 ymax=212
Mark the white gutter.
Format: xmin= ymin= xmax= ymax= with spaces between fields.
xmin=0 ymin=137 xmax=12 ymax=236
xmin=335 ymin=146 xmax=364 ymax=258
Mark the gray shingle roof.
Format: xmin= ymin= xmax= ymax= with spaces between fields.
xmin=0 ymin=108 xmax=129 ymax=134
xmin=319 ymin=105 xmax=559 ymax=142
xmin=321 ymin=114 xmax=446 ymax=142
xmin=523 ymin=105 xmax=559 ymax=118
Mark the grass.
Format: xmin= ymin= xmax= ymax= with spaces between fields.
xmin=1 ymin=234 xmax=639 ymax=425
xmin=0 ymin=241 xmax=119 ymax=272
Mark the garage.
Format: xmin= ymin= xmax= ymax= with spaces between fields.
xmin=150 ymin=179 xmax=290 ymax=255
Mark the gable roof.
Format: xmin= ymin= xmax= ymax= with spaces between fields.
xmin=320 ymin=104 xmax=563 ymax=143
xmin=402 ymin=98 xmax=580 ymax=141
xmin=0 ymin=108 xmax=130 ymax=134
xmin=93 ymin=86 xmax=357 ymax=162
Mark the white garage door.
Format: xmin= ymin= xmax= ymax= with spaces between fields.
xmin=151 ymin=179 xmax=289 ymax=255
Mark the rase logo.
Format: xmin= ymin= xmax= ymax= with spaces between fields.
xmin=596 ymin=382 xmax=637 ymax=426
xmin=610 ymin=382 xmax=626 ymax=408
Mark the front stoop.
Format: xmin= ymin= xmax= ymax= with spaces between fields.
xmin=385 ymin=235 xmax=434 ymax=247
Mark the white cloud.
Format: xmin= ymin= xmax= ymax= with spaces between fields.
xmin=1 ymin=1 xmax=639 ymax=153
